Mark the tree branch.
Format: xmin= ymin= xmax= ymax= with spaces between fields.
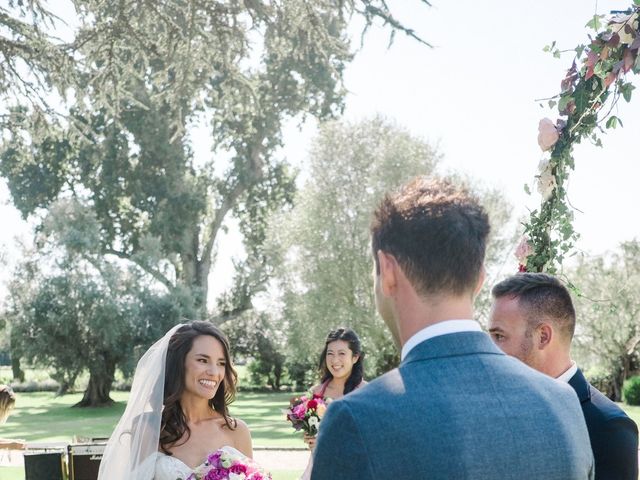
xmin=103 ymin=248 xmax=174 ymax=290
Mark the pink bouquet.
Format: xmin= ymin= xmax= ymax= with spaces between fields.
xmin=186 ymin=447 xmax=271 ymax=480
xmin=284 ymin=393 xmax=329 ymax=436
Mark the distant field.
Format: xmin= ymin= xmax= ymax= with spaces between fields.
xmin=1 ymin=390 xmax=304 ymax=447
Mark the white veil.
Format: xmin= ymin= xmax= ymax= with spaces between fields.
xmin=98 ymin=323 xmax=183 ymax=480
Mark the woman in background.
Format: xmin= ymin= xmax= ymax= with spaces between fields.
xmin=0 ymin=384 xmax=25 ymax=450
xmin=300 ymin=327 xmax=366 ymax=479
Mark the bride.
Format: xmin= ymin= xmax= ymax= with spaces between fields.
xmin=98 ymin=321 xmax=253 ymax=479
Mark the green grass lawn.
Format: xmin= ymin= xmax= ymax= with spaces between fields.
xmin=0 ymin=390 xmax=305 ymax=479
xmin=1 ymin=390 xmax=304 ymax=447
xmin=621 ymin=403 xmax=640 ymax=427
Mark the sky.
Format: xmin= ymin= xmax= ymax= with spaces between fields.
xmin=1 ymin=0 xmax=639 ymax=303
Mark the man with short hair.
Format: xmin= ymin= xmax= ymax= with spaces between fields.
xmin=489 ymin=272 xmax=638 ymax=480
xmin=311 ymin=177 xmax=594 ymax=479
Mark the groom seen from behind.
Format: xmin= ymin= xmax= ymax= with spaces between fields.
xmin=311 ymin=176 xmax=594 ymax=480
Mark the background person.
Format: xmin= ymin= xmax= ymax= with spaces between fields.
xmin=0 ymin=384 xmax=25 ymax=450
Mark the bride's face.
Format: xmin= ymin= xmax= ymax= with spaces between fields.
xmin=325 ymin=340 xmax=359 ymax=381
xmin=182 ymin=335 xmax=227 ymax=400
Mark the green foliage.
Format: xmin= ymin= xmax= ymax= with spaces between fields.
xmin=523 ymin=6 xmax=640 ymax=273
xmin=585 ymin=15 xmax=605 ymax=32
xmin=222 ymin=314 xmax=287 ymax=391
xmin=571 ymin=240 xmax=640 ymax=401
xmin=1 ymin=0 xmax=431 ymax=316
xmin=265 ymin=117 xmax=515 ymax=377
xmin=584 ymin=367 xmax=617 ymax=399
xmin=4 ymin=200 xmax=190 ymax=405
xmin=266 ymin=117 xmax=440 ymax=379
xmin=623 ymin=376 xmax=640 ymax=405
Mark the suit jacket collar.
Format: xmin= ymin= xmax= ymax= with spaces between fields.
xmin=401 ymin=330 xmax=505 ymax=365
xmin=568 ymin=368 xmax=591 ymax=404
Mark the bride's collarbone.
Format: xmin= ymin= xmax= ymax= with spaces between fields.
xmin=168 ymin=417 xmax=237 ymax=467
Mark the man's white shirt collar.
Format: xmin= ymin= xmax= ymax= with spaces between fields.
xmin=401 ymin=319 xmax=482 ymax=361
xmin=555 ymin=360 xmax=578 ymax=383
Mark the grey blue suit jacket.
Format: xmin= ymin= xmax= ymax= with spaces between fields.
xmin=568 ymin=368 xmax=638 ymax=479
xmin=311 ymin=331 xmax=594 ymax=480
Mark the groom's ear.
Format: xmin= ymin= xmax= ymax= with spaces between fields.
xmin=377 ymin=250 xmax=398 ymax=297
xmin=537 ymin=323 xmax=553 ymax=349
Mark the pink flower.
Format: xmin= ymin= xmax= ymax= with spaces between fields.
xmin=537 ymin=118 xmax=560 ymax=151
xmin=515 ymin=238 xmax=533 ymax=265
xmin=230 ymin=463 xmax=248 ymax=475
xmin=292 ymin=403 xmax=306 ymax=419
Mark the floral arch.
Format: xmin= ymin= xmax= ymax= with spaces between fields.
xmin=518 ymin=4 xmax=640 ymax=273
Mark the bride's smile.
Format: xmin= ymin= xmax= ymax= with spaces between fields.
xmin=183 ymin=335 xmax=226 ymax=400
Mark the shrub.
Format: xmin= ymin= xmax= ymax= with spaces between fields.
xmin=623 ymin=376 xmax=640 ymax=406
xmin=11 ymin=379 xmax=60 ymax=393
xmin=585 ymin=368 xmax=617 ymax=400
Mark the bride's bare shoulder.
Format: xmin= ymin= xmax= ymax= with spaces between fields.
xmin=229 ymin=417 xmax=252 ymax=458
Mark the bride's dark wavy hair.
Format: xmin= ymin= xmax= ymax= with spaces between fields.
xmin=318 ymin=328 xmax=364 ymax=395
xmin=160 ymin=321 xmax=238 ymax=454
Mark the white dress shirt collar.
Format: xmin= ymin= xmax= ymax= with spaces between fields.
xmin=400 ymin=319 xmax=482 ymax=361
xmin=555 ymin=360 xmax=578 ymax=383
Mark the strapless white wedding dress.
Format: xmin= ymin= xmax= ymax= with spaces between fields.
xmin=154 ymin=445 xmax=242 ymax=480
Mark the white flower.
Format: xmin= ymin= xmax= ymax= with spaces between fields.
xmin=229 ymin=473 xmax=246 ymax=480
xmin=537 ymin=169 xmax=558 ymax=202
xmin=308 ymin=416 xmax=319 ymax=428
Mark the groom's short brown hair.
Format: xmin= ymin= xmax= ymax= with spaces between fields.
xmin=371 ymin=176 xmax=490 ymax=296
xmin=491 ymin=273 xmax=576 ymax=341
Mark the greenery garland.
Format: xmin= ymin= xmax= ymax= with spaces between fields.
xmin=518 ymin=3 xmax=640 ymax=273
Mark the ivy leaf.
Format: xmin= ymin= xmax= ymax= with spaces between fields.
xmin=634 ymin=0 xmax=640 ymax=6
xmin=585 ymin=51 xmax=599 ymax=79
xmin=575 ymin=44 xmax=586 ymax=57
xmin=620 ymin=82 xmax=636 ymax=102
xmin=606 ymin=116 xmax=619 ymax=129
xmin=558 ymin=94 xmax=573 ymax=112
xmin=585 ymin=15 xmax=604 ymax=32
xmin=548 ymin=99 xmax=557 ymax=109
xmin=623 ymin=48 xmax=635 ymax=73
xmin=524 ymin=183 xmax=531 ymax=195
xmin=573 ymin=85 xmax=591 ymax=112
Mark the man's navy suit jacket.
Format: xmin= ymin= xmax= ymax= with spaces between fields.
xmin=569 ymin=368 xmax=639 ymax=480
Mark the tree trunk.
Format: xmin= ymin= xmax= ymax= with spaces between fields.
xmin=10 ymin=331 xmax=25 ymax=382
xmin=180 ymin=226 xmax=208 ymax=316
xmin=611 ymin=355 xmax=632 ymax=402
xmin=11 ymin=355 xmax=24 ymax=383
xmin=75 ymin=360 xmax=116 ymax=407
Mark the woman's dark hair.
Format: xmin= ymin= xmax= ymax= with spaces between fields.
xmin=160 ymin=321 xmax=238 ymax=454
xmin=318 ymin=328 xmax=364 ymax=395
xmin=0 ymin=384 xmax=16 ymax=423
